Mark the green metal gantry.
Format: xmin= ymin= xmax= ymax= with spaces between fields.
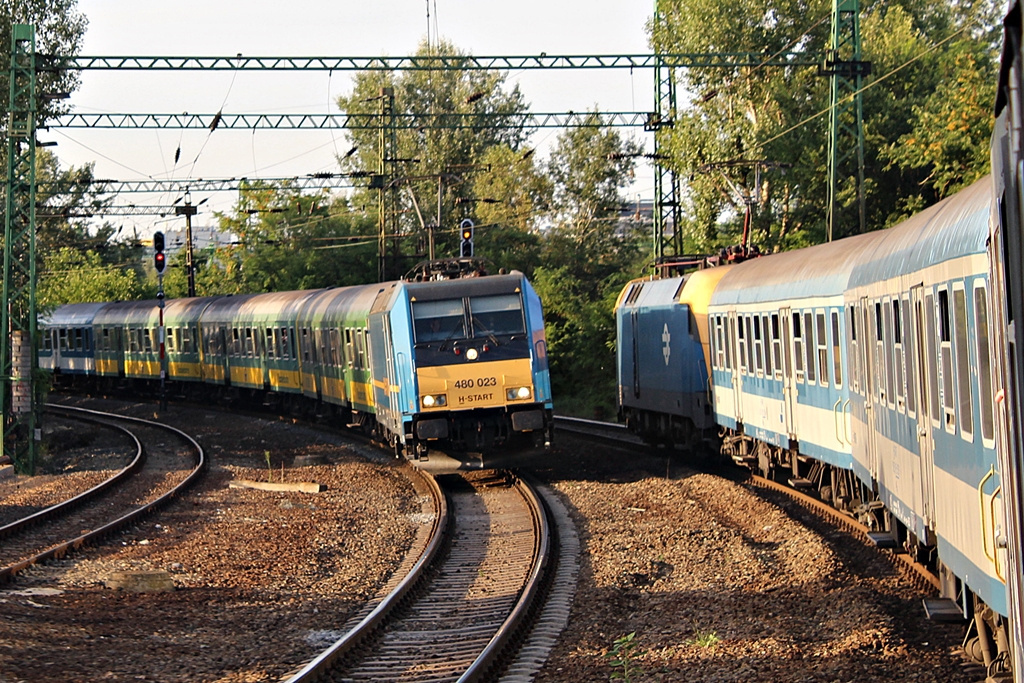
xmin=1 ymin=24 xmax=39 ymax=472
xmin=824 ymin=0 xmax=869 ymax=241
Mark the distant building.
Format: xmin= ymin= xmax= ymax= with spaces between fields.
xmin=157 ymin=226 xmax=235 ymax=253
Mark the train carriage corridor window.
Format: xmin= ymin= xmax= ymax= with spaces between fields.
xmin=713 ymin=316 xmax=725 ymax=369
xmin=762 ymin=315 xmax=773 ymax=377
xmin=939 ymin=289 xmax=955 ymax=430
xmin=330 ymin=329 xmax=342 ymax=367
xmin=143 ymin=328 xmax=153 ymax=353
xmin=413 ymin=300 xmax=467 ymax=343
xmin=925 ymin=294 xmax=940 ymax=424
xmin=975 ymin=284 xmax=994 ymax=441
xmin=954 ymin=286 xmax=974 ymax=439
xmin=831 ymin=311 xmax=842 ymax=388
xmin=771 ymin=314 xmax=782 ymax=379
xmin=244 ymin=328 xmax=255 ymax=358
xmin=469 ymin=294 xmax=526 ymax=338
xmin=882 ymin=302 xmax=894 ymax=407
xmin=266 ymin=328 xmax=276 ymax=359
xmin=816 ymin=312 xmax=829 ymax=386
xmin=281 ymin=328 xmax=294 ymax=360
xmin=753 ymin=315 xmax=764 ymax=376
xmin=804 ymin=312 xmax=816 ymax=383
xmin=893 ymin=300 xmax=905 ymax=412
xmin=737 ymin=316 xmax=748 ymax=374
xmin=792 ymin=313 xmax=804 ymax=380
xmin=902 ymin=298 xmax=916 ymax=415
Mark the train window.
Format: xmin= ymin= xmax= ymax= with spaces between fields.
xmin=771 ymin=314 xmax=782 ymax=380
xmin=188 ymin=327 xmax=197 ymax=354
xmin=893 ymin=300 xmax=905 ymax=412
xmin=413 ymin=299 xmax=467 ymax=343
xmin=903 ymin=298 xmax=916 ymax=416
xmin=883 ymin=301 xmax=894 ymax=407
xmin=230 ymin=328 xmax=240 ymax=357
xmin=975 ymin=283 xmax=995 ymax=442
xmin=938 ymin=289 xmax=955 ymax=430
xmin=792 ymin=313 xmax=804 ymax=380
xmin=726 ymin=316 xmax=735 ymax=371
xmin=831 ymin=311 xmax=842 ymax=389
xmin=804 ymin=312 xmax=816 ymax=383
xmin=74 ymin=328 xmax=83 ymax=352
xmin=301 ymin=328 xmax=312 ymax=363
xmin=848 ymin=306 xmax=858 ymax=395
xmin=753 ymin=315 xmax=764 ymax=376
xmin=281 ymin=328 xmax=293 ymax=360
xmin=737 ymin=316 xmax=748 ymax=375
xmin=244 ymin=328 xmax=255 ymax=358
xmin=102 ymin=328 xmax=111 ymax=352
xmin=713 ymin=317 xmax=726 ymax=370
xmin=167 ymin=328 xmax=176 ymax=353
xmin=330 ymin=329 xmax=342 ymax=366
xmin=925 ymin=294 xmax=940 ymax=425
xmin=268 ymin=328 xmax=277 ymax=360
xmin=469 ymin=294 xmax=525 ymax=338
xmin=143 ymin=328 xmax=153 ymax=353
xmin=42 ymin=330 xmax=52 ymax=351
xmin=358 ymin=329 xmax=368 ymax=368
xmin=762 ymin=314 xmax=773 ymax=377
xmin=815 ymin=312 xmax=828 ymax=386
xmin=954 ymin=286 xmax=974 ymax=439
xmin=344 ymin=328 xmax=355 ymax=367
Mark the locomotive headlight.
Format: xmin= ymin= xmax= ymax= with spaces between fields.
xmin=506 ymin=386 xmax=532 ymax=401
xmin=465 ymin=347 xmax=479 ymax=361
xmin=421 ymin=394 xmax=447 ymax=408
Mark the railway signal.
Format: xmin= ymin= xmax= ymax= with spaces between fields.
xmin=459 ymin=219 xmax=474 ymax=258
xmin=153 ymin=231 xmax=167 ymax=275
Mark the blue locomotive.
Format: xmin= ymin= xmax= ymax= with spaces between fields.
xmin=616 ymin=4 xmax=1024 ymax=676
xmin=40 ymin=270 xmax=554 ymax=457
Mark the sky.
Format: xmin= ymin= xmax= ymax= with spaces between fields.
xmin=52 ymin=0 xmax=658 ymax=237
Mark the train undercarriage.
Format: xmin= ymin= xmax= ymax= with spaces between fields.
xmin=720 ymin=423 xmax=1016 ymax=681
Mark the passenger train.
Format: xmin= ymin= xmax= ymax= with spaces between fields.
xmin=618 ymin=5 xmax=1024 ymax=680
xmin=40 ymin=268 xmax=554 ymax=457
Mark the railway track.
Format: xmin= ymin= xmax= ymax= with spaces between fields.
xmin=287 ymin=468 xmax=552 ymax=683
xmin=552 ymin=415 xmax=942 ymax=591
xmin=0 ymin=403 xmax=206 ymax=584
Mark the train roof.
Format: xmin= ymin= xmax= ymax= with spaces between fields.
xmin=711 ymin=230 xmax=883 ymax=305
xmin=711 ymin=176 xmax=991 ymax=305
xmin=405 ymin=272 xmax=527 ymax=302
xmin=40 ymin=302 xmax=110 ymax=326
xmin=92 ymin=300 xmax=161 ymax=325
xmin=201 ymin=289 xmax=325 ymax=322
xmin=847 ymin=176 xmax=990 ymax=288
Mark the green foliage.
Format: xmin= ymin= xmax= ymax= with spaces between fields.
xmin=38 ymin=247 xmax=143 ymax=310
xmin=651 ymin=0 xmax=997 ymax=248
xmin=605 ymin=632 xmax=645 ymax=682
xmin=336 ymin=39 xmax=530 ymax=267
xmin=686 ymin=625 xmax=721 ymax=649
xmin=166 ymin=183 xmax=378 ymax=297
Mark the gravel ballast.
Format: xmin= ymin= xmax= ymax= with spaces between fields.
xmin=0 ymin=402 xmax=975 ymax=682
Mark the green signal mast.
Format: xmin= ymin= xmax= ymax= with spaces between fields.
xmin=0 ymin=24 xmax=39 ymax=472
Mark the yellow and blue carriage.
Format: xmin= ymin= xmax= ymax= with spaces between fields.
xmin=295 ymin=285 xmax=379 ymax=417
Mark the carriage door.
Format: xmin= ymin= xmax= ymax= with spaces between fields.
xmin=911 ymin=285 xmax=936 ymax=527
xmin=780 ymin=307 xmax=797 ymax=438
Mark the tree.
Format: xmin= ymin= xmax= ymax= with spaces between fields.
xmin=650 ymin=0 xmax=998 ymax=248
xmin=467 ymin=144 xmax=550 ymax=275
xmin=38 ymin=247 xmax=142 ymax=310
xmin=532 ymin=117 xmax=645 ymax=415
xmin=168 ymin=182 xmax=378 ymax=298
xmin=336 ymin=39 xmax=529 ymax=275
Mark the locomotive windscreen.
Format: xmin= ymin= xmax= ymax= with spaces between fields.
xmin=413 ymin=295 xmax=525 ymax=344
